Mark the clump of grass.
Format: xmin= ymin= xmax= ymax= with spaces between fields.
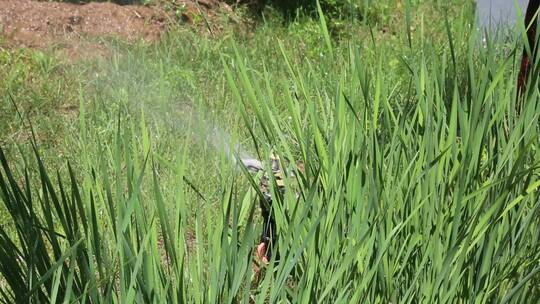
xmin=1 ymin=1 xmax=540 ymax=303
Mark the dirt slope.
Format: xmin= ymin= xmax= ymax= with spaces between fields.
xmin=0 ymin=0 xmax=223 ymax=58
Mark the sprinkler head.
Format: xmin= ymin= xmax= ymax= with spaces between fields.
xmin=241 ymin=152 xmax=304 ymax=264
xmin=241 ymin=158 xmax=263 ymax=172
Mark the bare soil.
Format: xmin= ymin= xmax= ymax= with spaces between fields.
xmin=0 ymin=0 xmax=223 ymax=59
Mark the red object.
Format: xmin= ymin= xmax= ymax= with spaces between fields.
xmin=253 ymin=242 xmax=269 ymax=282
xmin=518 ymin=0 xmax=540 ymax=94
xmin=256 ymin=242 xmax=269 ymax=264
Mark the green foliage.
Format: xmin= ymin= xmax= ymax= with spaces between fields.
xmin=261 ymin=0 xmax=396 ymax=23
xmin=1 ymin=1 xmax=540 ymax=302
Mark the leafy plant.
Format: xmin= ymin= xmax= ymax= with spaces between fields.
xmin=1 ymin=1 xmax=539 ymax=303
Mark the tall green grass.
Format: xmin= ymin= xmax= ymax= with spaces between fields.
xmin=1 ymin=2 xmax=540 ymax=303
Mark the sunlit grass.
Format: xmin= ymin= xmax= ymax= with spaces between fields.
xmin=1 ymin=0 xmax=540 ymax=302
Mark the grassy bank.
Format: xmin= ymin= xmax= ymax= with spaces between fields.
xmin=1 ymin=1 xmax=540 ymax=302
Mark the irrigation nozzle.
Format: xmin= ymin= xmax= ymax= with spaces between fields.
xmin=240 ymin=153 xmax=303 ymax=264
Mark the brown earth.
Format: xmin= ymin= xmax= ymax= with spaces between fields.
xmin=0 ymin=0 xmax=223 ymax=59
